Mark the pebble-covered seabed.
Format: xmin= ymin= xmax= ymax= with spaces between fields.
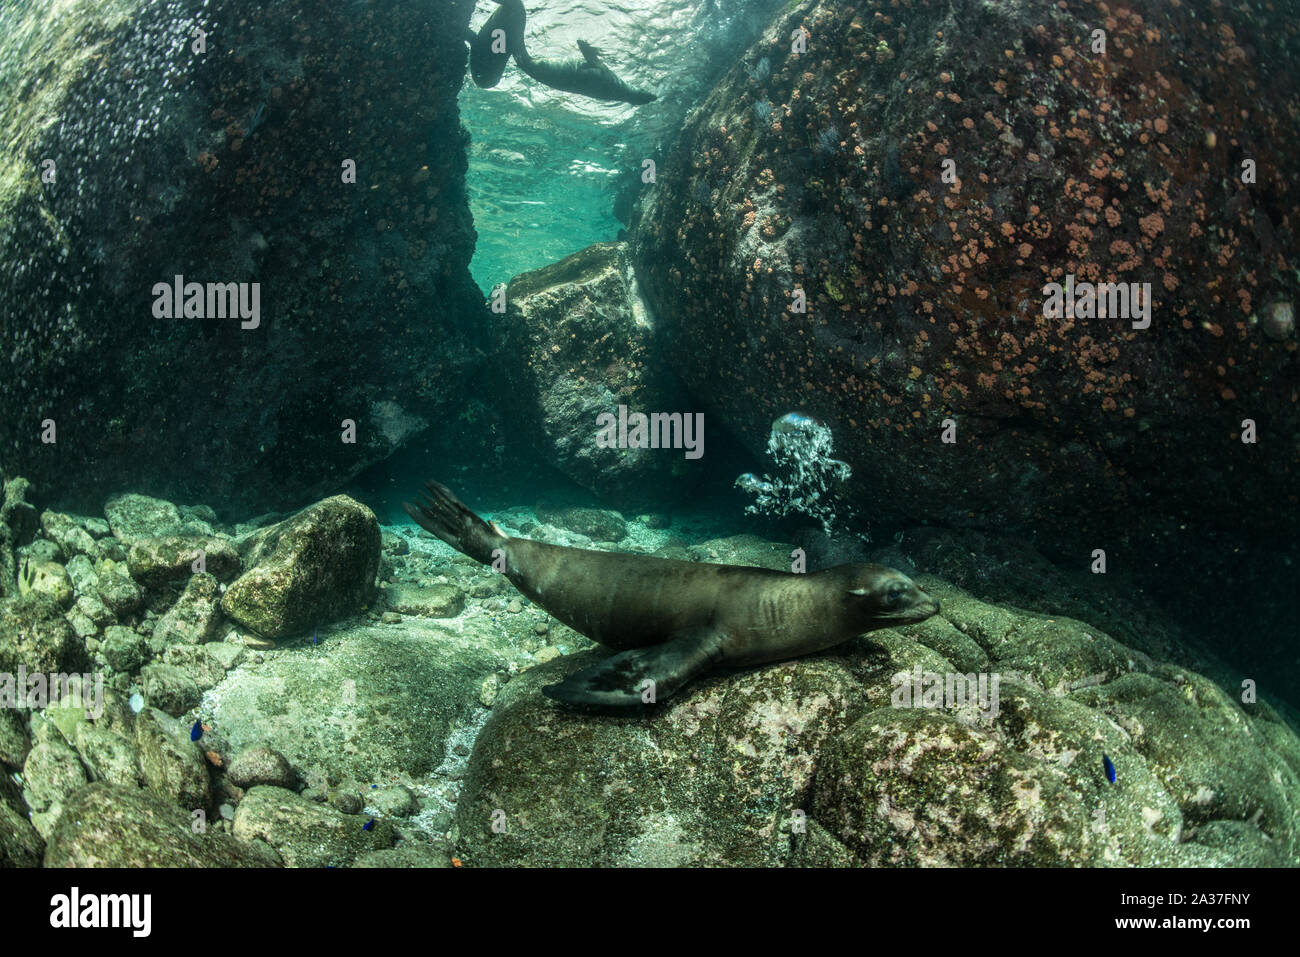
xmin=1 ymin=477 xmax=1296 ymax=867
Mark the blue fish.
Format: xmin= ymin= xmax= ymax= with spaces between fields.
xmin=362 ymin=818 xmax=375 ymax=832
xmin=312 ymin=628 xmax=318 ymax=645
xmin=1102 ymin=754 xmax=1116 ymax=784
xmin=190 ymin=720 xmax=203 ymax=742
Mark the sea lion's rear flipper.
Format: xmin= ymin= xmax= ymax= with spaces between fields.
xmin=576 ymin=39 xmax=603 ymax=65
xmin=542 ymin=629 xmax=727 ymax=707
xmin=403 ymin=480 xmax=506 ymax=565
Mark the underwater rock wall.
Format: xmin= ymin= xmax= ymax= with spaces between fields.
xmin=0 ymin=0 xmax=484 ymax=514
xmin=632 ymin=0 xmax=1299 ymax=551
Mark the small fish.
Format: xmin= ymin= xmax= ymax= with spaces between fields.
xmin=312 ymin=628 xmax=318 ymax=645
xmin=1102 ymin=753 xmax=1116 ymax=784
xmin=190 ymin=720 xmax=203 ymax=742
xmin=362 ymin=818 xmax=375 ymax=832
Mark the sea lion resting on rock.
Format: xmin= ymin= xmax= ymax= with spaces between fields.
xmin=404 ymin=481 xmax=940 ymax=707
xmin=468 ymin=0 xmax=657 ymax=105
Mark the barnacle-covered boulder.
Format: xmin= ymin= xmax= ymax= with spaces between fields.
xmin=632 ymin=0 xmax=1298 ymax=565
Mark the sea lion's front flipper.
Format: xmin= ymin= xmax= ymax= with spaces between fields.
xmin=576 ymin=39 xmax=603 ymax=65
xmin=542 ymin=629 xmax=727 ymax=708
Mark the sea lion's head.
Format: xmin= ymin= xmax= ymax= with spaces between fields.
xmin=842 ymin=564 xmax=940 ymax=626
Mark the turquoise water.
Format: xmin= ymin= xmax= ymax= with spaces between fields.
xmin=461 ymin=79 xmax=626 ymax=291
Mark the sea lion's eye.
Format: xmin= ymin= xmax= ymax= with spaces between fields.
xmin=886 ymin=584 xmax=907 ymax=605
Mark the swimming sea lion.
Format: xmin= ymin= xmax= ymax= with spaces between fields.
xmin=403 ymin=480 xmax=940 ymax=708
xmin=467 ymin=0 xmax=657 ymax=105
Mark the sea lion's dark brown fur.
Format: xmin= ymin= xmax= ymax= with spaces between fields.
xmin=404 ymin=480 xmax=939 ymax=707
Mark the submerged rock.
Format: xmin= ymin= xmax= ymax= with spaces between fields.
xmin=632 ymin=0 xmax=1300 ymax=561
xmin=0 ymin=797 xmax=44 ymax=868
xmin=0 ymin=592 xmax=85 ymax=674
xmin=0 ymin=708 xmax=31 ymax=768
xmin=454 ymin=580 xmax=1300 ymax=867
xmin=208 ymin=618 xmax=523 ymax=783
xmin=43 ymin=784 xmax=277 ymax=867
xmin=457 ymin=653 xmax=866 ymax=867
xmin=221 ymin=496 xmax=380 ymax=639
xmin=151 ymin=574 xmax=226 ymax=647
xmin=227 ymin=746 xmax=296 ymax=791
xmin=101 ymin=625 xmax=150 ymax=673
xmin=0 ymin=0 xmax=483 ymax=515
xmin=140 ymin=664 xmax=202 ymax=717
xmin=353 ymin=844 xmax=451 ymax=868
xmin=128 ymin=536 xmax=240 ymax=587
xmin=38 ymin=512 xmax=100 ymax=562
xmin=94 ymin=559 xmax=144 ymax=617
xmin=232 ymin=786 xmax=396 ymax=868
xmin=104 ymin=494 xmax=185 ymax=545
xmin=133 ymin=707 xmax=212 ymax=811
xmin=535 ymin=504 xmax=627 ymax=543
xmin=22 ymin=728 xmax=89 ymax=838
xmin=383 ymin=583 xmax=466 ymax=619
xmin=491 ymin=241 xmax=697 ymax=507
xmin=73 ymin=723 xmax=142 ymax=790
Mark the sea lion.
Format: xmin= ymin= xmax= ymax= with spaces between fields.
xmin=466 ymin=0 xmax=657 ymax=105
xmin=403 ymin=480 xmax=940 ymax=708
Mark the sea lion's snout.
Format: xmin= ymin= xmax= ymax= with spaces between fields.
xmin=847 ymin=566 xmax=940 ymax=625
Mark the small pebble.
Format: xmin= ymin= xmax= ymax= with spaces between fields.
xmin=507 ymin=599 xmax=522 ymax=614
xmin=128 ymin=692 xmax=145 ymax=713
xmin=381 ymin=611 xmax=402 ymax=624
xmin=534 ymin=622 xmax=549 ymax=635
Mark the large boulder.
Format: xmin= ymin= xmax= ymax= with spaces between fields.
xmin=456 ymin=653 xmax=868 ymax=867
xmin=0 ymin=0 xmax=484 ymax=515
xmin=207 ymin=616 xmax=525 ymax=784
xmin=454 ymin=580 xmax=1300 ymax=866
xmin=632 ymin=0 xmax=1298 ymax=554
xmin=491 ymin=242 xmax=698 ymax=506
xmin=221 ymin=496 xmax=380 ymax=639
